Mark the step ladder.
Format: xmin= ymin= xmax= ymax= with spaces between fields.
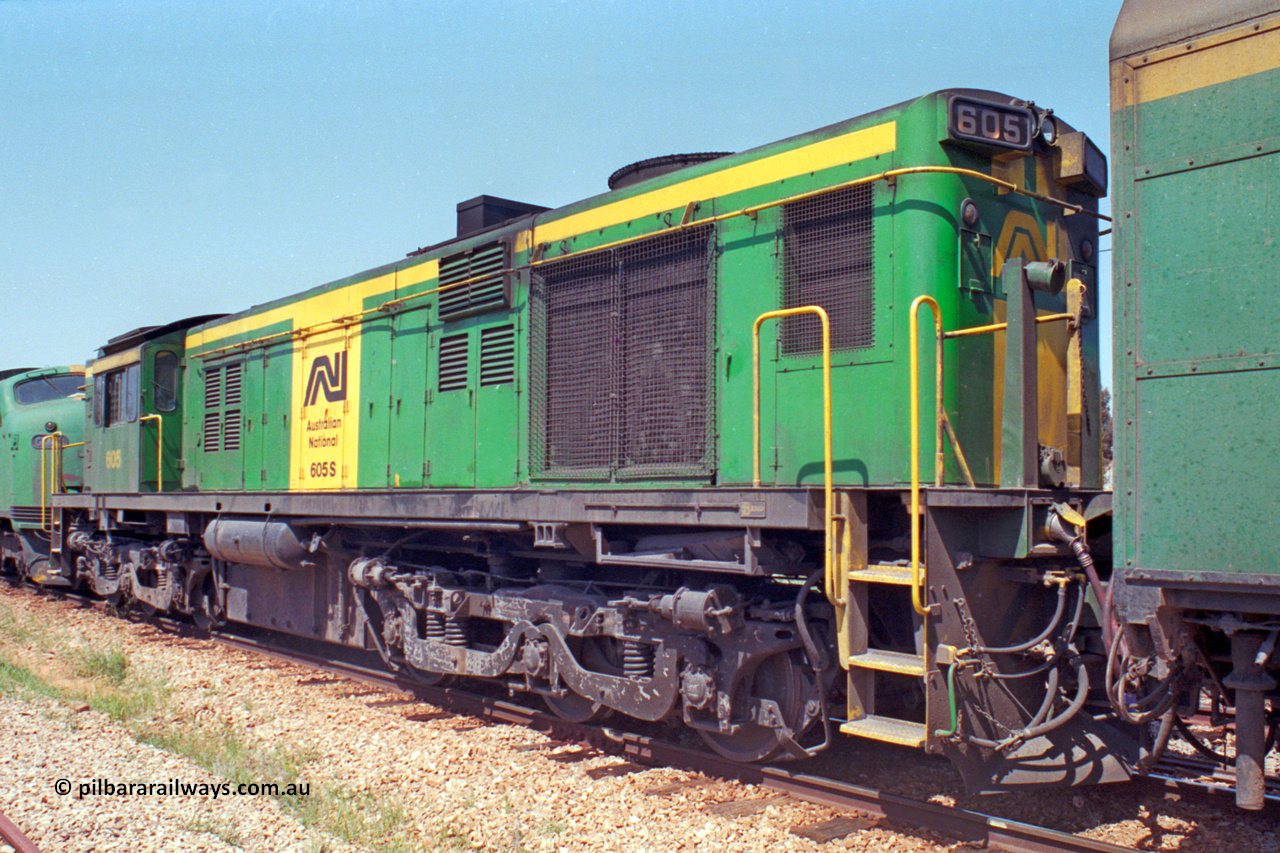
xmin=49 ymin=506 xmax=63 ymax=562
xmin=839 ymin=561 xmax=933 ymax=748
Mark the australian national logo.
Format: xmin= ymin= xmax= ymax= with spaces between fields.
xmin=304 ymin=352 xmax=348 ymax=406
xmin=301 ymin=351 xmax=347 ymax=466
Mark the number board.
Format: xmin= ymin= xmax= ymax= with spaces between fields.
xmin=948 ymin=96 xmax=1034 ymax=152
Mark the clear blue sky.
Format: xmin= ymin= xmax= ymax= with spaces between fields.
xmin=2 ymin=0 xmax=1118 ymax=383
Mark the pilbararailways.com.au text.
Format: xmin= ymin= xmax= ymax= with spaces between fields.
xmin=54 ymin=778 xmax=311 ymax=799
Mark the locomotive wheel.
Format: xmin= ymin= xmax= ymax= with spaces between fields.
xmin=542 ymin=637 xmax=620 ymax=723
xmin=698 ymin=650 xmax=809 ymax=763
xmin=543 ymin=688 xmax=604 ymax=722
xmin=192 ymin=577 xmax=223 ymax=630
xmin=401 ymin=661 xmax=449 ymax=688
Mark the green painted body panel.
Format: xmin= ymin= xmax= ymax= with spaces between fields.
xmin=84 ymin=332 xmax=186 ymax=495
xmin=474 ymin=333 xmax=520 ymax=487
xmin=186 ymin=319 xmax=292 ymax=491
xmin=198 ymin=356 xmax=245 ymax=491
xmin=1111 ymin=22 xmax=1280 ymax=576
xmin=0 ymin=368 xmax=86 ymax=527
xmin=173 ymin=89 xmax=1100 ymax=498
xmin=93 ymin=420 xmax=140 ymax=493
xmin=260 ymin=341 xmax=293 ymax=492
xmin=358 ymin=303 xmax=395 ymax=487
xmin=714 ymin=212 xmax=778 ymax=486
xmin=241 ymin=343 xmax=292 ymax=491
xmin=388 ymin=306 xmax=430 ymax=488
xmin=137 ymin=342 xmax=184 ymax=493
xmin=427 ymin=324 xmax=477 ymax=488
xmin=1134 ymin=371 xmax=1276 ymax=573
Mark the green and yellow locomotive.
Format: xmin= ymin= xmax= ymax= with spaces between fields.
xmin=8 ymin=0 xmax=1279 ymax=808
xmin=41 ymin=87 xmax=1117 ymax=789
xmin=0 ymin=366 xmax=85 ymax=584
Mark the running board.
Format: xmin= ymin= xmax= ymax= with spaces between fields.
xmin=840 ymin=715 xmax=927 ymax=748
xmin=846 ymin=648 xmax=926 ymax=676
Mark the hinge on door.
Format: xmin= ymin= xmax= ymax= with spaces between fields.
xmin=424 ymin=460 xmax=431 ymax=477
xmin=386 ymin=464 xmax=391 ymax=478
xmin=261 ymin=469 xmax=266 ymax=483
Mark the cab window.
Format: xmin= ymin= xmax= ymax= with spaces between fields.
xmin=13 ymin=373 xmax=83 ymax=405
xmin=97 ymin=364 xmax=140 ymax=427
xmin=153 ymin=352 xmax=179 ymax=412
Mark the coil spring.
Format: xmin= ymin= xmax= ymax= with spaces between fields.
xmin=444 ymin=615 xmax=470 ymax=647
xmin=425 ymin=613 xmax=446 ymax=642
xmin=622 ymin=640 xmax=653 ymax=680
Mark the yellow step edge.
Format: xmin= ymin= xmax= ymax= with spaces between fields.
xmin=846 ymin=648 xmax=927 ymax=676
xmin=847 ymin=563 xmax=918 ymax=586
xmin=840 ymin=715 xmax=928 ymax=747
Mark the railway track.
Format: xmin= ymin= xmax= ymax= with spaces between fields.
xmin=17 ymin=583 xmax=1275 ymax=851
xmin=0 ymin=809 xmax=42 ymax=853
xmin=211 ymin=628 xmax=1136 ymax=853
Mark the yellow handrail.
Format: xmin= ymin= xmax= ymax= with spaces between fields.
xmin=38 ymin=434 xmax=84 ymax=532
xmin=530 ymin=166 xmax=1109 ymax=271
xmin=196 ymin=165 xmax=1108 ymax=361
xmin=908 ymin=294 xmax=1079 ymax=616
xmin=139 ymin=415 xmax=164 ymax=492
xmin=907 ymin=298 xmax=939 ymax=616
xmin=39 ymin=433 xmax=64 ymax=531
xmin=751 ymin=306 xmax=838 ymax=606
xmin=942 ymin=311 xmax=1073 ymax=339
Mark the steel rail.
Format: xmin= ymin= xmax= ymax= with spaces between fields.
xmin=211 ymin=630 xmax=1135 ymax=853
xmin=0 ymin=810 xmax=42 ymax=853
xmin=10 ymin=584 xmax=1265 ymax=850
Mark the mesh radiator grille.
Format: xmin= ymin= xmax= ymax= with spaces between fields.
xmin=531 ymin=225 xmax=715 ymax=477
xmin=781 ymin=183 xmax=875 ymax=355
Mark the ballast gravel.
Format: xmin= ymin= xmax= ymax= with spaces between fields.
xmin=0 ymin=588 xmax=944 ymax=853
xmin=4 ymin=585 xmax=1280 ymax=852
xmin=0 ymin=694 xmax=352 ymax=853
